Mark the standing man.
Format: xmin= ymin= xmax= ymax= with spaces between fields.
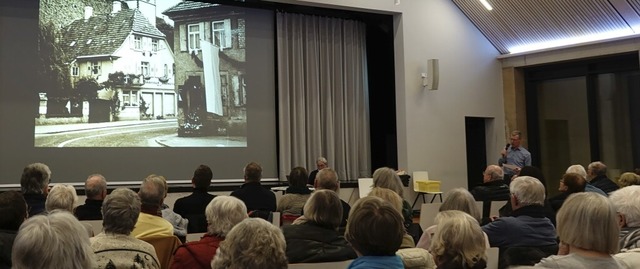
xmin=75 ymin=174 xmax=107 ymax=220
xmin=307 ymin=157 xmax=328 ymax=185
xmin=499 ymin=130 xmax=531 ymax=184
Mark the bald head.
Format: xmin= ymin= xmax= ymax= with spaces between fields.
xmin=483 ymin=165 xmax=504 ymax=183
xmin=85 ymin=174 xmax=107 ymax=200
xmin=314 ymin=168 xmax=339 ymax=191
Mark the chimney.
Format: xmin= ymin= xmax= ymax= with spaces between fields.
xmin=112 ymin=1 xmax=122 ymax=14
xmin=84 ymin=6 xmax=93 ymax=21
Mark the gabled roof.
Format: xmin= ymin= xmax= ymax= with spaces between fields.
xmin=63 ymin=8 xmax=164 ymax=59
xmin=163 ymin=1 xmax=220 ymax=14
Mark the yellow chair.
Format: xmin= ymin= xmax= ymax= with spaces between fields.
xmin=141 ymin=235 xmax=181 ymax=269
xmin=412 ymin=171 xmax=443 ymax=208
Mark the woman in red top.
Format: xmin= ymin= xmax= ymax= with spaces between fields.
xmin=170 ymin=196 xmax=248 ymax=269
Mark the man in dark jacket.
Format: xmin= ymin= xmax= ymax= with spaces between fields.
xmin=482 ymin=176 xmax=557 ymax=249
xmin=75 ymin=174 xmax=107 ymax=220
xmin=587 ymin=161 xmax=619 ymax=195
xmin=230 ymin=162 xmax=276 ymax=215
xmin=471 ymin=165 xmax=510 ymax=221
xmin=174 ymin=165 xmax=216 ymax=233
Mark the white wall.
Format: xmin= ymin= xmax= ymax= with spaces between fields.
xmin=271 ymin=0 xmax=506 ymax=199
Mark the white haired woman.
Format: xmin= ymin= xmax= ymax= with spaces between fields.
xmin=430 ymin=210 xmax=487 ymax=269
xmin=536 ymin=192 xmax=628 ymax=268
xmin=45 ymin=184 xmax=93 ymax=236
xmin=211 ymin=218 xmax=288 ymax=269
xmin=12 ymin=210 xmax=96 ymax=269
xmin=171 ymin=195 xmax=248 ymax=269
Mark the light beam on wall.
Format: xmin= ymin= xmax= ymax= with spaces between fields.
xmin=507 ymin=29 xmax=634 ymax=54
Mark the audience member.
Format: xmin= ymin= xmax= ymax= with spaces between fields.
xmin=91 ymin=188 xmax=160 ymax=269
xmin=498 ymin=166 xmax=556 ymax=225
xmin=156 ymin=175 xmax=189 ymax=238
xmin=211 ymin=218 xmax=288 ymax=269
xmin=283 ymin=189 xmax=356 ymax=263
xmin=498 ymin=130 xmax=531 ymax=184
xmin=0 ymin=191 xmax=27 ymax=268
xmin=536 ymin=192 xmax=627 ymax=268
xmin=617 ymin=172 xmax=640 ymax=188
xmin=548 ymin=173 xmax=586 ymax=212
xmin=429 ymin=210 xmax=487 ymax=269
xmin=45 ymin=184 xmax=94 ymax=236
xmin=12 ymin=210 xmax=96 ymax=269
xmin=587 ymin=161 xmax=619 ymax=195
xmin=277 ymin=166 xmax=312 ymax=215
xmin=131 ymin=174 xmax=174 ymax=238
xmin=368 ymin=187 xmax=415 ymax=248
xmin=311 ymin=167 xmax=350 ymax=227
xmin=372 ymin=167 xmax=413 ymax=228
xmin=174 ymin=164 xmax=216 ymax=233
xmin=308 ymin=157 xmax=328 ymax=185
xmin=75 ymin=173 xmax=107 ymax=220
xmin=482 ymin=176 xmax=557 ymax=249
xmin=609 ymin=186 xmax=640 ymax=251
xmin=417 ymin=188 xmax=488 ymax=250
xmin=172 ymin=196 xmax=248 ymax=269
xmin=20 ymin=162 xmax=51 ymax=217
xmin=345 ymin=196 xmax=405 ymax=269
xmin=566 ymin=164 xmax=606 ymax=196
xmin=230 ymin=162 xmax=277 ymax=215
xmin=471 ymin=165 xmax=510 ymax=220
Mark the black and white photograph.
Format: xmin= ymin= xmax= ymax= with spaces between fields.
xmin=35 ymin=0 xmax=248 ymax=147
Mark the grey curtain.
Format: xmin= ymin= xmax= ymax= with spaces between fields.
xmin=276 ymin=12 xmax=371 ymax=182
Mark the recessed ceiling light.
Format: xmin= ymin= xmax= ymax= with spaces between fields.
xmin=479 ymin=0 xmax=493 ymax=11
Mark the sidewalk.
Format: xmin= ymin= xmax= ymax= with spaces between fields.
xmin=35 ymin=119 xmax=177 ymax=134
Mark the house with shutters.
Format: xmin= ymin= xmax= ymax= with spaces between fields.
xmin=163 ymin=1 xmax=247 ymax=136
xmin=62 ymin=1 xmax=176 ymax=121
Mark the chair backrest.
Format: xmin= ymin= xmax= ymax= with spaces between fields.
xmin=288 ymin=260 xmax=353 ymax=269
xmin=500 ymin=244 xmax=558 ymax=269
xmin=486 ymin=247 xmax=499 ymax=269
xmin=413 ymin=171 xmax=429 ymax=192
xmin=490 ymin=200 xmax=509 ymax=217
xmin=271 ymin=211 xmax=281 ymax=227
xmin=81 ymin=220 xmax=103 ymax=236
xmin=141 ymin=235 xmax=181 ymax=269
xmin=357 ymin=178 xmax=374 ymax=198
xmin=281 ymin=213 xmax=300 ymax=226
xmin=419 ymin=202 xmax=442 ymax=230
xmin=186 ymin=232 xmax=206 ymax=242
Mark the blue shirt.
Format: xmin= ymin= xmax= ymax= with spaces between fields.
xmin=498 ymin=146 xmax=531 ymax=175
xmin=347 ymin=255 xmax=404 ymax=269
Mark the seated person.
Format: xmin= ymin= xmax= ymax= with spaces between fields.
xmin=548 ymin=173 xmax=586 ymax=212
xmin=537 ymin=193 xmax=625 ymax=268
xmin=609 ymin=186 xmax=640 ymax=251
xmin=12 ymin=210 xmax=95 ymax=269
xmin=20 ymin=163 xmax=51 ymax=217
xmin=211 ymin=218 xmax=288 ymax=269
xmin=345 ymin=196 xmax=405 ymax=269
xmin=282 ymin=189 xmax=356 ymax=263
xmin=171 ymin=196 xmax=248 ymax=269
xmin=429 ymin=210 xmax=487 ymax=269
xmin=617 ymin=172 xmax=640 ymax=188
xmin=131 ymin=174 xmax=174 ymax=238
xmin=309 ymin=168 xmax=350 ymax=227
xmin=0 ymin=191 xmax=27 ymax=268
xmin=308 ymin=157 xmax=328 ymax=185
xmin=230 ymin=162 xmax=276 ymax=215
xmin=91 ymin=188 xmax=160 ymax=269
xmin=277 ymin=166 xmax=312 ymax=216
xmin=74 ymin=174 xmax=107 ymax=220
xmin=156 ymin=175 xmax=188 ymax=238
xmin=416 ymin=188 xmax=488 ymax=250
xmin=173 ymin=165 xmax=216 ymax=233
xmin=471 ymin=165 xmax=510 ymax=220
xmin=482 ymin=176 xmax=557 ymax=249
xmin=368 ymin=187 xmax=415 ymax=248
xmin=45 ymin=184 xmax=93 ymax=237
xmin=587 ymin=161 xmax=619 ymax=195
xmin=372 ymin=167 xmax=413 ymax=228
